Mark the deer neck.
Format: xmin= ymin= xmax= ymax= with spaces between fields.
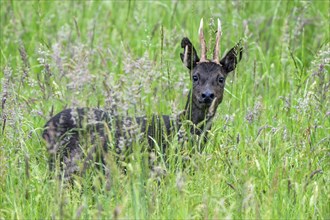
xmin=185 ymin=102 xmax=207 ymax=125
xmin=180 ymin=90 xmax=219 ymax=135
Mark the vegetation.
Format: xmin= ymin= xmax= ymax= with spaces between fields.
xmin=1 ymin=1 xmax=329 ymax=219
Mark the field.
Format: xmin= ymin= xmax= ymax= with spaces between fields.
xmin=1 ymin=1 xmax=329 ymax=219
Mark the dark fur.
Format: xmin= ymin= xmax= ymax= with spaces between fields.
xmin=43 ymin=108 xmax=178 ymax=178
xmin=43 ymin=37 xmax=243 ymax=179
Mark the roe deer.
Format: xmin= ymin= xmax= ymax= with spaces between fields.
xmin=43 ymin=18 xmax=243 ymax=179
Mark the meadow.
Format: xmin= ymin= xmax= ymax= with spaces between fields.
xmin=0 ymin=1 xmax=329 ymax=219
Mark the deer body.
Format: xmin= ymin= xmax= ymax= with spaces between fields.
xmin=43 ymin=19 xmax=242 ymax=178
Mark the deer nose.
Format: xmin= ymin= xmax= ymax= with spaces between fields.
xmin=201 ymin=91 xmax=215 ymax=103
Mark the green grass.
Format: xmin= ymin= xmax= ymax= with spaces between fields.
xmin=1 ymin=0 xmax=329 ymax=219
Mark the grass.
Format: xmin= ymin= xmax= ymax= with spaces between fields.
xmin=1 ymin=0 xmax=329 ymax=219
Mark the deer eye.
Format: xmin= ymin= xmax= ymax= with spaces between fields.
xmin=218 ymin=77 xmax=225 ymax=84
xmin=192 ymin=75 xmax=199 ymax=82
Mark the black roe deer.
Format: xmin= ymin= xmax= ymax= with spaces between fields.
xmin=42 ymin=18 xmax=243 ymax=179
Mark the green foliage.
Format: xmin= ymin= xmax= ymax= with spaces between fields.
xmin=1 ymin=0 xmax=329 ymax=219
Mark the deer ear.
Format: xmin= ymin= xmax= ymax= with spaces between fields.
xmin=220 ymin=42 xmax=243 ymax=73
xmin=180 ymin=37 xmax=200 ymax=70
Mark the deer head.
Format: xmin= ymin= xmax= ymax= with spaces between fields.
xmin=180 ymin=18 xmax=243 ymax=126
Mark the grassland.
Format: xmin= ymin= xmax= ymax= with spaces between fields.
xmin=1 ymin=1 xmax=329 ymax=219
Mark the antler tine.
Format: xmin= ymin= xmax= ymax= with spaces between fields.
xmin=199 ymin=18 xmax=207 ymax=62
xmin=213 ymin=18 xmax=222 ymax=64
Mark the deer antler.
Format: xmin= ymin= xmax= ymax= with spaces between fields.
xmin=213 ymin=19 xmax=222 ymax=64
xmin=199 ymin=18 xmax=207 ymax=63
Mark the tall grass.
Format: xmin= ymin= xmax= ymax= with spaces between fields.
xmin=1 ymin=1 xmax=329 ymax=219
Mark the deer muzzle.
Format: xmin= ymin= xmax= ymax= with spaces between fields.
xmin=200 ymin=90 xmax=215 ymax=105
